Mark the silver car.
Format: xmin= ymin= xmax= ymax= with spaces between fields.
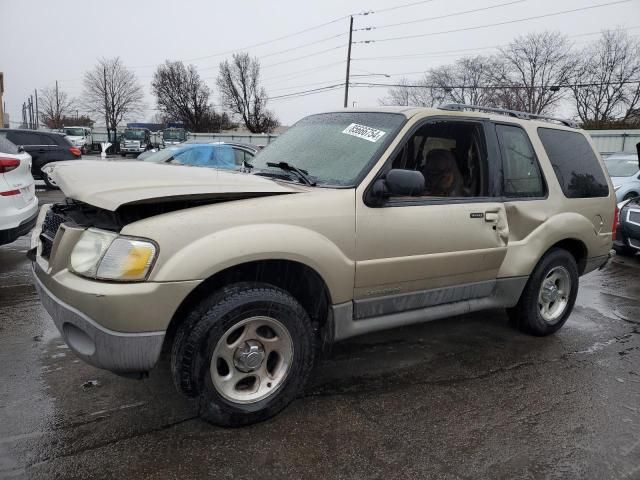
xmin=604 ymin=153 xmax=640 ymax=202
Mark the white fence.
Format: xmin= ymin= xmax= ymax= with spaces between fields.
xmin=586 ymin=130 xmax=640 ymax=155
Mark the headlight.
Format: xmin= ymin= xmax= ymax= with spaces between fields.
xmin=70 ymin=228 xmax=157 ymax=281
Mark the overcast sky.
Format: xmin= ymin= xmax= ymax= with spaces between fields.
xmin=1 ymin=0 xmax=639 ymax=127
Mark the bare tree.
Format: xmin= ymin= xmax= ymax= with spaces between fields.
xmin=83 ymin=57 xmax=144 ymax=142
xmin=216 ymin=53 xmax=278 ymax=133
xmin=152 ymin=61 xmax=213 ymax=132
xmin=570 ymin=29 xmax=640 ymax=126
xmin=39 ymin=83 xmax=75 ymax=129
xmin=494 ymin=31 xmax=576 ymax=114
xmin=429 ymin=56 xmax=499 ymax=106
xmin=379 ymin=77 xmax=436 ymax=107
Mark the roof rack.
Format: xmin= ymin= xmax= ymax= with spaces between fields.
xmin=439 ymin=103 xmax=578 ymax=129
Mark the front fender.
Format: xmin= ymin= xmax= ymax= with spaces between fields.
xmin=149 ymin=224 xmax=355 ymax=304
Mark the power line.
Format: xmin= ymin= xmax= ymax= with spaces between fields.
xmin=130 ymin=15 xmax=349 ymax=68
xmin=365 ymin=0 xmax=438 ymax=15
xmin=354 ymin=0 xmax=634 ymax=44
xmin=352 ymin=25 xmax=640 ymax=61
xmin=262 ymin=45 xmax=344 ymax=69
xmin=354 ymin=0 xmax=526 ymax=32
xmin=262 ymin=61 xmax=345 ymax=82
xmin=351 ymin=79 xmax=640 ymax=89
xmin=269 ymin=83 xmax=345 ymax=101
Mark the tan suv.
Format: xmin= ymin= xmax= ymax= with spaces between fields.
xmin=31 ymin=104 xmax=616 ymax=426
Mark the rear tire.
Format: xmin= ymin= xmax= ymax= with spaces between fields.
xmin=171 ymin=283 xmax=315 ymax=427
xmin=508 ymin=248 xmax=579 ymax=336
xmin=623 ymin=192 xmax=638 ymax=201
xmin=614 ymin=244 xmax=637 ymax=256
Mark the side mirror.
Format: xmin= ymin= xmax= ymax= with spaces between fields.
xmin=385 ymin=169 xmax=425 ymax=196
xmin=367 ymin=169 xmax=425 ymax=206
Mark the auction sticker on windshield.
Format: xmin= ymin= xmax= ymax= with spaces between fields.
xmin=342 ymin=123 xmax=386 ymax=143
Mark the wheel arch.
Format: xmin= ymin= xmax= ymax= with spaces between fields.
xmin=163 ymin=259 xmax=333 ymax=352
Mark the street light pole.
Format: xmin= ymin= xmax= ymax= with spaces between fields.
xmin=343 ymin=16 xmax=353 ymax=108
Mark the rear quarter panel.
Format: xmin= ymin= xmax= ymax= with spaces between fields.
xmin=497 ymin=122 xmax=615 ymax=278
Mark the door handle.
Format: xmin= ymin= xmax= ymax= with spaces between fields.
xmin=485 ymin=212 xmax=499 ymax=222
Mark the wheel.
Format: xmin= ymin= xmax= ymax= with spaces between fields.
xmin=623 ymin=192 xmax=638 ymax=201
xmin=171 ymin=283 xmax=315 ymax=427
xmin=42 ymin=172 xmax=59 ymax=190
xmin=81 ymin=145 xmax=88 ymax=155
xmin=507 ymin=248 xmax=579 ymax=336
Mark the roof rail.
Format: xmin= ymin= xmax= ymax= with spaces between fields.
xmin=439 ymin=103 xmax=578 ymax=129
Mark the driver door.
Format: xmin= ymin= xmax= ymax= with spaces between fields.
xmin=354 ymin=118 xmax=509 ymax=319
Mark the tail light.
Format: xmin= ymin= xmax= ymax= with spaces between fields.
xmin=0 ymin=157 xmax=20 ymax=173
xmin=0 ymin=189 xmax=20 ymax=196
xmin=612 ymin=206 xmax=619 ymax=241
xmin=70 ymin=147 xmax=82 ymax=157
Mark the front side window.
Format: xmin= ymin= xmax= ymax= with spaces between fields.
xmin=538 ymin=128 xmax=609 ymax=198
xmin=386 ymin=120 xmax=489 ymax=198
xmin=496 ymin=124 xmax=545 ymax=198
xmin=251 ymin=112 xmax=406 ymax=186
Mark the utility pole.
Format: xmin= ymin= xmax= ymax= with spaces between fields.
xmin=103 ymin=67 xmax=110 ymax=144
xmin=55 ymin=80 xmax=60 ymax=129
xmin=34 ymin=89 xmax=39 ymax=129
xmin=343 ymin=15 xmax=353 ymax=108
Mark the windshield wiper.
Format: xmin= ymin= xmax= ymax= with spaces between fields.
xmin=266 ymin=162 xmax=316 ymax=186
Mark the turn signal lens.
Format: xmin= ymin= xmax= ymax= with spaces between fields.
xmin=96 ymin=238 xmax=157 ymax=281
xmin=70 ymin=147 xmax=82 ymax=157
xmin=612 ymin=207 xmax=619 ymax=241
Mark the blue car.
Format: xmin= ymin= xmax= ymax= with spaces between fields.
xmin=141 ymin=142 xmax=258 ymax=169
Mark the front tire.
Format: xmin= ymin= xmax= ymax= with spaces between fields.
xmin=171 ymin=283 xmax=315 ymax=427
xmin=43 ymin=172 xmax=59 ymax=190
xmin=508 ymin=248 xmax=579 ymax=336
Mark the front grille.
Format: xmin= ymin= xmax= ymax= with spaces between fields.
xmin=628 ymin=209 xmax=640 ymax=226
xmin=40 ymin=209 xmax=66 ymax=259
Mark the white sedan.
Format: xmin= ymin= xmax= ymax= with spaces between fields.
xmin=0 ymin=133 xmax=38 ymax=246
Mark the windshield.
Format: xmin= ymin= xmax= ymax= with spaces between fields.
xmin=124 ymin=129 xmax=146 ymax=140
xmin=142 ymin=144 xmax=237 ymax=169
xmin=251 ymin=112 xmax=406 ymax=186
xmin=605 ymin=156 xmax=639 ymax=177
xmin=64 ymin=128 xmax=85 ymax=136
xmin=163 ymin=130 xmax=186 ymax=141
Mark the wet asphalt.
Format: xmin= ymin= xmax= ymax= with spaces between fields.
xmin=1 ymin=188 xmax=639 ymax=479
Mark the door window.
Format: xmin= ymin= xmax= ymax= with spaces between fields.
xmin=387 ymin=121 xmax=489 ymax=198
xmin=496 ymin=125 xmax=545 ymax=198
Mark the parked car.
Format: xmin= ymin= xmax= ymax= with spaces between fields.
xmin=63 ymin=126 xmax=93 ymax=154
xmin=604 ymin=153 xmax=640 ymax=202
xmin=31 ymin=104 xmax=615 ymax=427
xmin=120 ymin=128 xmax=153 ymax=157
xmin=614 ymin=197 xmax=640 ymax=256
xmin=0 ymin=134 xmax=38 ymax=246
xmin=0 ymin=129 xmax=82 ymax=189
xmin=141 ymin=142 xmax=258 ymax=167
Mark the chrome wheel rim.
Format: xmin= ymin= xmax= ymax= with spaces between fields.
xmin=538 ymin=266 xmax=571 ymax=323
xmin=210 ymin=316 xmax=293 ymax=404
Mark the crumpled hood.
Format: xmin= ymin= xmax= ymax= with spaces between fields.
xmin=43 ymin=160 xmax=299 ymax=211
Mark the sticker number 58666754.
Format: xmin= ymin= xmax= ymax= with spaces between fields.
xmin=342 ymin=123 xmax=386 ymax=143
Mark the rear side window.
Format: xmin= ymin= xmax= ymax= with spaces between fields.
xmin=51 ymin=134 xmax=71 ymax=146
xmin=6 ymin=131 xmax=34 ymax=145
xmin=0 ymin=133 xmax=19 ymax=154
xmin=496 ymin=124 xmax=545 ymax=198
xmin=537 ymin=128 xmax=609 ymax=198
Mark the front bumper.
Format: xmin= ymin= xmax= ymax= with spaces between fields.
xmin=34 ymin=268 xmax=166 ymax=373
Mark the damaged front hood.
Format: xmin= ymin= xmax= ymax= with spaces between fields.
xmin=43 ymin=160 xmax=298 ymax=211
